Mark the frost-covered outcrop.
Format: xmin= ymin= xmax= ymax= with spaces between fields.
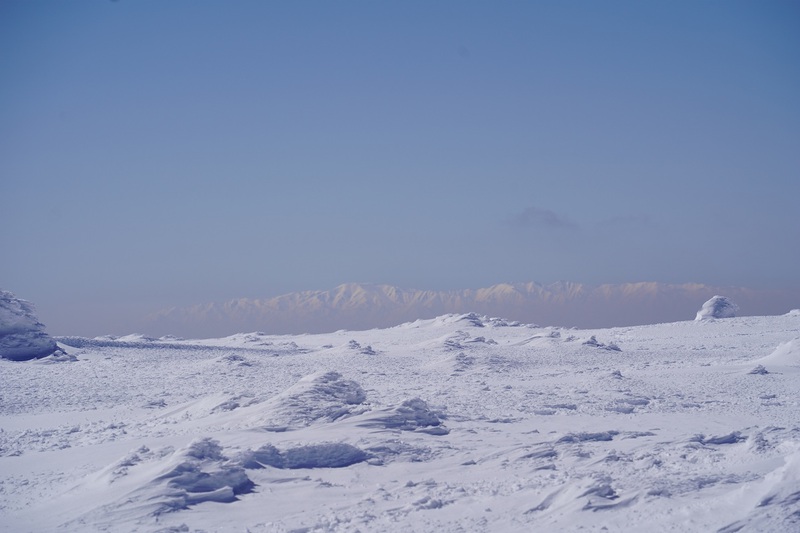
xmin=0 ymin=290 xmax=60 ymax=361
xmin=695 ymin=295 xmax=739 ymax=321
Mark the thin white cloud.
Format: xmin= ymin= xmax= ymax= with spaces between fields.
xmin=509 ymin=206 xmax=578 ymax=230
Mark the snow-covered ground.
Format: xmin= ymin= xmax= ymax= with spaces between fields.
xmin=2 ymin=312 xmax=799 ymax=532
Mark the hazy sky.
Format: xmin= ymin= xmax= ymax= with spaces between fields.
xmin=2 ymin=1 xmax=799 ymax=335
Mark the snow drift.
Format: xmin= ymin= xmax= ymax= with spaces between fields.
xmin=755 ymin=338 xmax=800 ymax=368
xmin=249 ymin=371 xmax=369 ymax=430
xmin=0 ymin=290 xmax=60 ymax=361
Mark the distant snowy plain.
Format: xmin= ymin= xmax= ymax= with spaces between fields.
xmin=2 ymin=312 xmax=800 ymax=532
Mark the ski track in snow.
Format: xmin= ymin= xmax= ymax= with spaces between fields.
xmin=1 ymin=313 xmax=800 ymax=532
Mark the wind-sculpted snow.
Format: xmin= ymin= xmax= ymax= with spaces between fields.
xmin=695 ymin=295 xmax=739 ymax=320
xmin=238 ymin=442 xmax=368 ymax=469
xmin=357 ymin=398 xmax=449 ymax=435
xmin=2 ymin=312 xmax=800 ymax=532
xmin=61 ymin=438 xmax=255 ymax=529
xmin=153 ymin=438 xmax=254 ymax=506
xmin=708 ymin=445 xmax=800 ymax=533
xmin=754 ymin=338 xmax=800 ymax=369
xmin=581 ymin=335 xmax=622 ymax=351
xmin=0 ymin=290 xmax=60 ymax=361
xmin=250 ymin=371 xmax=369 ymax=431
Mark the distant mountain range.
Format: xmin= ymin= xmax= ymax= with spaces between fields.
xmin=143 ymin=282 xmax=800 ymax=338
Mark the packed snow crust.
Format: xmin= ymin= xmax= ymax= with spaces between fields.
xmin=2 ymin=312 xmax=800 ymax=532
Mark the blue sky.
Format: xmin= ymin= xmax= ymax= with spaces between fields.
xmin=1 ymin=1 xmax=799 ymax=335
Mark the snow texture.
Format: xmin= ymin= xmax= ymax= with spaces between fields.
xmin=0 ymin=290 xmax=60 ymax=361
xmin=695 ymin=295 xmax=739 ymax=321
xmin=2 ymin=311 xmax=800 ymax=532
xmin=248 ymin=371 xmax=368 ymax=431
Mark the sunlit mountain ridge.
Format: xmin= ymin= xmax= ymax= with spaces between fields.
xmin=145 ymin=281 xmax=799 ymax=338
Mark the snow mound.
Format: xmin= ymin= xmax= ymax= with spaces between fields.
xmin=449 ymin=313 xmax=525 ymax=328
xmin=358 ymin=398 xmax=449 ymax=435
xmin=238 ymin=442 xmax=368 ymax=469
xmin=117 ymin=333 xmax=158 ymax=343
xmin=153 ymin=438 xmax=253 ymax=507
xmin=755 ymin=339 xmax=800 ymax=368
xmin=786 ymin=309 xmax=800 ymax=317
xmin=557 ymin=431 xmax=619 ymax=444
xmin=0 ymin=290 xmax=60 ymax=361
xmin=70 ymin=438 xmax=253 ymax=528
xmin=695 ymin=295 xmax=739 ymax=321
xmin=582 ymin=336 xmax=622 ymax=351
xmin=526 ymin=475 xmax=633 ymax=515
xmin=251 ymin=371 xmax=368 ymax=430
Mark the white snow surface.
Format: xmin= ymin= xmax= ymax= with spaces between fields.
xmin=2 ymin=312 xmax=800 ymax=532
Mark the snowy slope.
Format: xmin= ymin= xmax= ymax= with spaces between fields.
xmin=1 ymin=312 xmax=800 ymax=532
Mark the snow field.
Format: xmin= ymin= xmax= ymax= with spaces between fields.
xmin=1 ymin=312 xmax=799 ymax=531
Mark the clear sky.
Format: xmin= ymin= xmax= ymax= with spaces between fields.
xmin=2 ymin=1 xmax=799 ymax=335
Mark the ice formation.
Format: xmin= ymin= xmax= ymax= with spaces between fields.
xmin=695 ymin=295 xmax=739 ymax=321
xmin=0 ymin=290 xmax=60 ymax=361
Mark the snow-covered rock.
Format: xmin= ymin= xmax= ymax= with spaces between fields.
xmin=695 ymin=295 xmax=739 ymax=321
xmin=0 ymin=290 xmax=60 ymax=361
